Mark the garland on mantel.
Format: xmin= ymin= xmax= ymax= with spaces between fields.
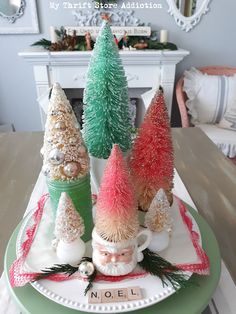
xmin=31 ymin=26 xmax=177 ymax=52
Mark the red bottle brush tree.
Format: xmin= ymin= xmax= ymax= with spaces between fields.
xmin=129 ymin=87 xmax=174 ymax=211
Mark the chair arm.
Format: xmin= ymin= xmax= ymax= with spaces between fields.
xmin=176 ymin=77 xmax=190 ymax=127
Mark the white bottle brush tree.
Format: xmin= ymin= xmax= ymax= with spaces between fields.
xmin=54 ymin=192 xmax=86 ymax=264
xmin=145 ymin=188 xmax=173 ymax=252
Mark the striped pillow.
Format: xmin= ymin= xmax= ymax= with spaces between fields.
xmin=183 ymin=68 xmax=236 ymax=125
xmin=218 ymin=106 xmax=236 ymax=131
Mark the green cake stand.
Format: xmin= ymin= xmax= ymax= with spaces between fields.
xmin=4 ymin=205 xmax=221 ymax=314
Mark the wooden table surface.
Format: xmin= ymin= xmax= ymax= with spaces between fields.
xmin=0 ymin=132 xmax=43 ymax=272
xmin=172 ymin=127 xmax=236 ymax=284
xmin=0 ymin=128 xmax=235 ymax=283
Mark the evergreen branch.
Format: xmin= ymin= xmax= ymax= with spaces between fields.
xmin=31 ymin=39 xmax=51 ymax=49
xmin=84 ymin=268 xmax=97 ymax=295
xmin=35 ymin=257 xmax=97 ymax=295
xmin=34 ymin=264 xmax=78 ymax=281
xmin=138 ymin=249 xmax=190 ymax=291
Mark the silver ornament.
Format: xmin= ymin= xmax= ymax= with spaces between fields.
xmin=42 ymin=164 xmax=51 ymax=176
xmin=40 ymin=147 xmax=44 ymax=158
xmin=54 ymin=121 xmax=66 ymax=131
xmin=69 ymin=137 xmax=78 ymax=145
xmin=74 ymin=121 xmax=80 ymax=129
xmin=63 ymin=162 xmax=80 ymax=178
xmin=50 ymin=110 xmax=62 ymax=116
xmin=48 ymin=149 xmax=65 ymax=165
xmin=78 ymin=146 xmax=86 ymax=156
xmin=47 ymin=137 xmax=54 ymax=144
xmin=78 ymin=261 xmax=95 ymax=278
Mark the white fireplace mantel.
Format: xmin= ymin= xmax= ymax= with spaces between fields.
xmin=19 ymin=48 xmax=189 ymax=129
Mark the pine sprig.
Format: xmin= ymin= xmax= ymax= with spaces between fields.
xmin=84 ymin=267 xmax=97 ymax=295
xmin=34 ymin=258 xmax=97 ymax=295
xmin=138 ymin=249 xmax=190 ymax=291
xmin=31 ymin=38 xmax=51 ymax=49
xmin=35 ymin=263 xmax=78 ymax=281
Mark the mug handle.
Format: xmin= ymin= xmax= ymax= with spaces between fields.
xmin=136 ymin=229 xmax=152 ymax=262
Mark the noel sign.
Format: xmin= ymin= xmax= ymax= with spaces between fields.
xmin=88 ymin=286 xmax=142 ymax=304
xmin=65 ymin=26 xmax=151 ymax=39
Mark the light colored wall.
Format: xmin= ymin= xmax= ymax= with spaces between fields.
xmin=0 ymin=0 xmax=235 ymax=131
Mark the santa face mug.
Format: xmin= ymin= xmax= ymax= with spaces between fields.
xmin=92 ymin=228 xmax=152 ymax=276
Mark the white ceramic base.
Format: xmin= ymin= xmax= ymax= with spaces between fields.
xmin=57 ymin=238 xmax=86 ymax=265
xmin=148 ymin=230 xmax=170 ymax=252
xmin=90 ymin=155 xmax=108 ymax=193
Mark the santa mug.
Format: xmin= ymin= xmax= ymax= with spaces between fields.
xmin=92 ymin=228 xmax=152 ymax=276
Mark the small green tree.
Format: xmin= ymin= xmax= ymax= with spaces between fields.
xmin=83 ymin=21 xmax=132 ymax=159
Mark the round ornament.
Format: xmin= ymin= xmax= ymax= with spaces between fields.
xmin=40 ymin=147 xmax=44 ymax=158
xmin=54 ymin=121 xmax=66 ymax=131
xmin=48 ymin=149 xmax=65 ymax=165
xmin=67 ymin=107 xmax=73 ymax=114
xmin=78 ymin=261 xmax=95 ymax=278
xmin=78 ymin=146 xmax=87 ymax=156
xmin=63 ymin=162 xmax=80 ymax=178
xmin=50 ymin=110 xmax=62 ymax=117
xmin=69 ymin=137 xmax=78 ymax=146
xmin=47 ymin=137 xmax=54 ymax=144
xmin=74 ymin=121 xmax=80 ymax=129
xmin=42 ymin=164 xmax=51 ymax=177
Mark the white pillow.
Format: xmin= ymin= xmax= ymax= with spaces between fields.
xmin=218 ymin=106 xmax=236 ymax=131
xmin=183 ymin=67 xmax=236 ymax=125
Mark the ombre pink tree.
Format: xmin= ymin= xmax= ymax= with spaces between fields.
xmin=95 ymin=144 xmax=139 ymax=243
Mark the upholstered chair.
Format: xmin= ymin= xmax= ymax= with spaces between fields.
xmin=176 ymin=67 xmax=236 ymax=158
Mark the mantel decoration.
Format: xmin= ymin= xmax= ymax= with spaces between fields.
xmin=32 ymin=10 xmax=177 ymax=51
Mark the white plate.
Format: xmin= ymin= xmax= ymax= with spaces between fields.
xmin=16 ymin=198 xmax=200 ymax=313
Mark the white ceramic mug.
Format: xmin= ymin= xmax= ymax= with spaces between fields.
xmin=92 ymin=228 xmax=152 ymax=276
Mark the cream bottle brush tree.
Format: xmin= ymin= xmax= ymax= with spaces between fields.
xmin=145 ymin=188 xmax=173 ymax=252
xmin=54 ymin=192 xmax=86 ymax=265
xmin=41 ymin=82 xmax=93 ymax=242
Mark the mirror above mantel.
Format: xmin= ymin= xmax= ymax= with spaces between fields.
xmin=0 ymin=0 xmax=24 ymax=23
xmin=166 ymin=0 xmax=211 ymax=32
xmin=0 ymin=0 xmax=39 ymax=34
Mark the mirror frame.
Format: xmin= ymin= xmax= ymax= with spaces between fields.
xmin=0 ymin=0 xmax=39 ymax=34
xmin=0 ymin=0 xmax=25 ymax=23
xmin=166 ymin=0 xmax=211 ymax=32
